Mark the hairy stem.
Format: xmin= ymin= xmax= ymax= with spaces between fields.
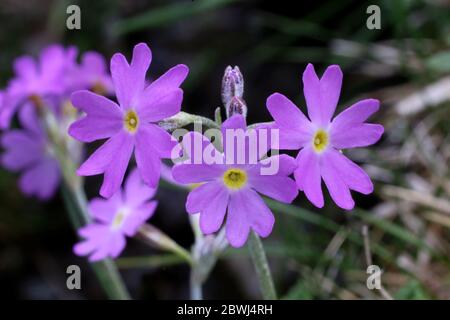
xmin=248 ymin=231 xmax=277 ymax=300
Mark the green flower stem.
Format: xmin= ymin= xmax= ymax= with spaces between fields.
xmin=137 ymin=224 xmax=193 ymax=265
xmin=42 ymin=107 xmax=130 ymax=300
xmin=248 ymin=231 xmax=277 ymax=300
xmin=116 ymin=254 xmax=186 ymax=269
xmin=61 ymin=184 xmax=131 ymax=300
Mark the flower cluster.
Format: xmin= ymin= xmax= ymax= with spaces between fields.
xmin=0 ymin=42 xmax=383 ymax=262
xmin=0 ymin=44 xmax=113 ymax=199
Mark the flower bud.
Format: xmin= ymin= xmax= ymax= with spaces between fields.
xmin=221 ymin=66 xmax=244 ymax=109
xmin=226 ymin=96 xmax=247 ymax=118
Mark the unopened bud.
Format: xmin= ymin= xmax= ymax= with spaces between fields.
xmin=221 ymin=66 xmax=244 ymax=109
xmin=226 ymin=96 xmax=247 ymax=118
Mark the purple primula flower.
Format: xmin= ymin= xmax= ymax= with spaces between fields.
xmin=172 ymin=115 xmax=298 ymax=248
xmin=0 ymin=44 xmax=77 ymax=128
xmin=266 ymin=63 xmax=384 ymax=210
xmin=0 ymin=104 xmax=60 ymax=199
xmin=69 ymin=43 xmax=188 ymax=198
xmin=67 ymin=51 xmax=113 ymax=95
xmin=73 ymin=169 xmax=157 ymax=262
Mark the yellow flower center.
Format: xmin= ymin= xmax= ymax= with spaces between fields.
xmin=124 ymin=110 xmax=139 ymax=133
xmin=112 ymin=210 xmax=126 ymax=230
xmin=223 ymin=168 xmax=247 ymax=190
xmin=312 ymin=129 xmax=329 ymax=152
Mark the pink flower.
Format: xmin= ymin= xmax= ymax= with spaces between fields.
xmin=0 ymin=104 xmax=60 ymax=199
xmin=266 ymin=63 xmax=384 ymax=210
xmin=172 ymin=115 xmax=298 ymax=247
xmin=0 ymin=44 xmax=77 ymax=128
xmin=73 ymin=169 xmax=157 ymax=262
xmin=69 ymin=43 xmax=188 ymax=198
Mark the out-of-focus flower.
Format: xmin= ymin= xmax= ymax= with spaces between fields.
xmin=172 ymin=115 xmax=298 ymax=248
xmin=73 ymin=169 xmax=157 ymax=261
xmin=0 ymin=104 xmax=60 ymax=199
xmin=0 ymin=44 xmax=77 ymax=128
xmin=266 ymin=63 xmax=384 ymax=210
xmin=69 ymin=43 xmax=188 ymax=198
xmin=67 ymin=51 xmax=113 ymax=95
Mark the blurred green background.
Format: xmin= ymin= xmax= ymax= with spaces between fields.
xmin=1 ymin=0 xmax=450 ymax=299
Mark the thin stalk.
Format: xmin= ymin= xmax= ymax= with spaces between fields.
xmin=116 ymin=254 xmax=185 ymax=269
xmin=42 ymin=107 xmax=130 ymax=300
xmin=190 ymin=271 xmax=203 ymax=300
xmin=248 ymin=231 xmax=277 ymax=300
xmin=189 ymin=214 xmax=204 ymax=300
xmin=137 ymin=224 xmax=193 ymax=265
xmin=61 ymin=184 xmax=131 ymax=300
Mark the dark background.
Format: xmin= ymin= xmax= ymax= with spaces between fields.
xmin=1 ymin=0 xmax=450 ymax=299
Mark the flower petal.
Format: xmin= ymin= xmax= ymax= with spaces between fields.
xmin=241 ymin=189 xmax=275 ymax=238
xmin=124 ymin=168 xmax=157 ymax=208
xmin=69 ymin=114 xmax=124 ymax=143
xmin=266 ymin=93 xmax=311 ymax=130
xmin=122 ymin=201 xmax=158 ymax=236
xmin=109 ymin=233 xmax=127 ymax=259
xmin=100 ymin=134 xmax=134 ymax=198
xmin=88 ymin=192 xmax=123 ymax=224
xmin=71 ymin=90 xmax=122 ymax=116
xmin=137 ymin=88 xmax=183 ymax=122
xmin=18 ymin=103 xmax=41 ymax=134
xmin=13 ymin=55 xmax=37 ymax=80
xmin=199 ymin=186 xmax=229 ymax=234
xmin=330 ymin=123 xmax=384 ymax=149
xmin=249 ymin=153 xmax=297 ymax=177
xmin=110 ymin=43 xmax=151 ymax=108
xmin=172 ymin=163 xmax=225 ymax=184
xmin=226 ymin=192 xmax=251 ymax=248
xmin=303 ymin=63 xmax=322 ymax=124
xmin=294 ymin=147 xmax=324 ymax=208
xmin=186 ymin=181 xmax=226 ymax=213
xmin=226 ymin=189 xmax=275 ymax=247
xmin=134 ymin=127 xmax=169 ymax=189
xmin=82 ymin=51 xmax=107 ymax=75
xmin=146 ymin=64 xmax=188 ymax=91
xmin=139 ymin=64 xmax=188 ymax=112
xmin=321 ymin=152 xmax=355 ymax=210
xmin=249 ymin=175 xmax=298 ymax=203
xmin=331 ymin=99 xmax=380 ymax=127
xmin=77 ymin=131 xmax=133 ymax=176
xmin=319 ymin=65 xmax=343 ymax=123
xmin=1 ymin=131 xmax=42 ymax=170
xmin=324 ymin=149 xmax=373 ymax=194
xmin=222 ymin=114 xmax=246 ymax=131
xmin=19 ymin=158 xmax=60 ymax=200
xmin=0 ymin=93 xmax=22 ymax=129
xmin=137 ymin=123 xmax=177 ymax=158
xmin=303 ymin=64 xmax=343 ymax=125
xmin=74 ymin=224 xmax=109 ymax=256
xmin=179 ymin=131 xmax=223 ymax=165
